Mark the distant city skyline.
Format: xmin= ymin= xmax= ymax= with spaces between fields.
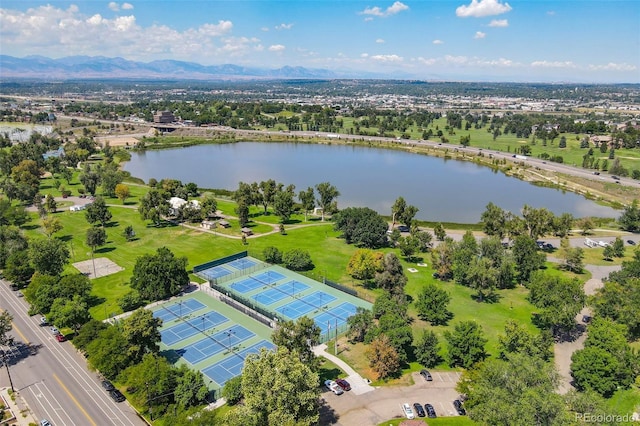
xmin=1 ymin=0 xmax=639 ymax=83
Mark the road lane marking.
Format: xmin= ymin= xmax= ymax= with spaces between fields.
xmin=10 ymin=322 xmax=29 ymax=344
xmin=53 ymin=373 xmax=98 ymax=426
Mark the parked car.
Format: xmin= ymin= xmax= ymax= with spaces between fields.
xmin=55 ymin=334 xmax=66 ymax=342
xmin=16 ymin=291 xmax=23 ymax=297
xmin=102 ymin=380 xmax=115 ymax=392
xmin=627 ymin=240 xmax=636 ymax=246
xmin=419 ymin=369 xmax=433 ymax=381
xmin=413 ymin=403 xmax=426 ymax=417
xmin=335 ymin=378 xmax=351 ymax=391
xmin=109 ymin=389 xmax=125 ymax=403
xmin=425 ymin=403 xmax=437 ymax=418
xmin=453 ymin=399 xmax=467 ymax=415
xmin=397 ymin=225 xmax=410 ymax=232
xmin=40 ymin=316 xmax=48 ymax=326
xmin=324 ymin=380 xmax=343 ymax=395
xmin=401 ymin=403 xmax=415 ymax=419
xmin=49 ymin=326 xmax=59 ymax=335
xmin=40 ymin=420 xmax=51 ymax=426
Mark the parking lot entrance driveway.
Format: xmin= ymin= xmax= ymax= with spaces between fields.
xmin=319 ymin=371 xmax=463 ymax=426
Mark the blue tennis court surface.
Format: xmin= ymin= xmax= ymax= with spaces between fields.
xmin=153 ymin=298 xmax=206 ymax=322
xmin=252 ymin=270 xmax=286 ymax=284
xmin=203 ymin=340 xmax=276 ymax=386
xmin=200 ymin=265 xmax=232 ymax=280
xmin=160 ymin=312 xmax=229 ymax=346
xmin=227 ymin=258 xmax=258 ymax=270
xmin=251 ymin=280 xmax=310 ymax=305
xmin=230 ymin=277 xmax=265 ymax=294
xmin=182 ymin=325 xmax=255 ymax=365
xmin=275 ymin=291 xmax=337 ymax=319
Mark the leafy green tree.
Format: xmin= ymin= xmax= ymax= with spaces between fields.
xmin=371 ymin=291 xmax=408 ymax=321
xmin=298 ymin=187 xmax=316 ymax=221
xmin=498 ymin=320 xmax=552 ymax=361
xmin=0 ymin=226 xmax=28 ymax=268
xmin=122 ymin=308 xmax=162 ymax=363
xmin=414 ymin=283 xmax=452 ymax=325
xmin=235 ymin=201 xmax=249 ymax=227
xmin=271 ymin=317 xmax=320 ymax=369
xmin=391 ymin=196 xmax=407 ymax=228
xmin=73 ymin=319 xmax=108 ymax=352
xmin=481 ymin=202 xmax=507 ymax=239
xmin=139 ymin=189 xmax=170 ymax=226
xmin=333 ymin=207 xmax=388 ymax=249
xmin=4 ymin=249 xmax=34 ymax=286
xmin=433 ymin=222 xmax=446 ymax=241
xmin=29 ymin=238 xmax=69 ymax=276
xmin=512 ymin=235 xmax=545 ymax=284
xmin=397 ymin=235 xmax=419 ymax=259
xmin=591 ymin=277 xmax=640 ymax=338
xmin=452 ymin=231 xmax=479 ymax=286
xmin=114 ymin=183 xmax=130 ymax=204
xmin=559 ymin=237 xmax=585 ymax=272
xmin=85 ymin=196 xmax=112 ymax=227
xmin=430 ymin=237 xmax=455 ymax=279
xmin=122 ymin=225 xmax=135 ymax=241
xmin=461 ymin=353 xmax=567 ymax=426
xmin=415 ymin=329 xmax=441 ymax=368
xmin=618 ymin=199 xmax=640 ymax=231
xmin=11 ymin=159 xmax=42 ymax=202
xmin=576 ymin=217 xmax=595 ymax=235
xmin=521 ymin=205 xmax=553 ymax=240
xmin=467 ymin=257 xmax=499 ymax=301
xmin=346 ymin=307 xmax=374 ymax=343
xmin=48 ymin=295 xmax=91 ymax=332
xmin=602 ymin=244 xmax=615 ymax=261
xmin=221 ymin=375 xmax=244 ymax=405
xmin=552 ymin=212 xmax=574 ymax=238
xmin=398 ymin=204 xmax=418 ymax=229
xmin=374 ymin=253 xmax=407 ymax=296
xmin=367 ymin=334 xmax=401 ymax=380
xmin=315 ymin=182 xmax=339 ymax=221
xmin=346 ymin=249 xmax=383 ymax=281
xmin=242 ymin=348 xmax=320 ymax=426
xmin=282 ymin=249 xmax=314 ymax=271
xmin=257 ymin=179 xmax=278 ymax=213
xmin=611 ymin=236 xmax=625 ymax=257
xmin=86 ymin=326 xmax=132 ymax=379
xmin=375 ymin=312 xmax=413 ymax=363
xmin=100 ymin=168 xmax=123 ymax=197
xmin=42 ymin=216 xmax=63 ymax=238
xmin=528 ymin=271 xmax=585 ymax=334
xmin=413 ymin=230 xmax=433 ymax=252
xmin=79 ymin=168 xmax=100 ymax=196
xmin=0 ymin=311 xmax=14 ymax=348
xmin=174 ymin=364 xmax=209 ymax=409
xmin=273 ymin=185 xmax=296 ymax=222
xmin=44 ymin=193 xmax=57 ymax=213
xmin=130 ymin=247 xmax=189 ymax=301
xmin=86 ymin=226 xmax=107 ymax=253
xmin=263 ymin=246 xmax=283 ymax=264
xmin=120 ymin=352 xmax=175 ymax=416
xmin=444 ymin=321 xmax=488 ymax=368
xmin=200 ymin=194 xmax=218 ymax=218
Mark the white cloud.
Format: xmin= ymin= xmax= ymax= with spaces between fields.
xmin=108 ymin=2 xmax=119 ymax=12
xmin=531 ymin=60 xmax=577 ymax=68
xmin=198 ymin=21 xmax=233 ymax=37
xmin=417 ymin=57 xmax=437 ymax=65
xmin=370 ymin=54 xmax=403 ymax=62
xmin=489 ymin=19 xmax=508 ymax=27
xmin=588 ymin=62 xmax=637 ymax=71
xmin=269 ymin=44 xmax=286 ymax=52
xmin=474 ymin=31 xmax=486 ymax=39
xmin=275 ymin=23 xmax=293 ymax=30
xmin=456 ymin=0 xmax=512 ymax=18
xmin=122 ymin=3 xmax=133 ymax=10
xmin=261 ymin=27 xmax=269 ymax=32
xmin=432 ymin=39 xmax=444 ymax=45
xmin=360 ymin=1 xmax=409 ymax=18
xmin=376 ymin=38 xmax=385 ymax=43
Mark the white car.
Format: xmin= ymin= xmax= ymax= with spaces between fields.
xmin=323 ymin=380 xmax=343 ymax=395
xmin=401 ymin=402 xmax=415 ymax=419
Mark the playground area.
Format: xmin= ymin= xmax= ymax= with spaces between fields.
xmin=194 ymin=252 xmax=372 ymax=340
xmin=151 ymin=291 xmax=275 ymax=393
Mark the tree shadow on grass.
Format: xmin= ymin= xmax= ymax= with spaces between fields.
xmin=21 ymin=224 xmax=40 ymax=231
xmin=58 ymin=234 xmax=74 ymax=242
xmin=318 ymin=365 xmax=343 ymax=383
xmin=95 ymin=246 xmax=115 ymax=254
xmin=470 ymin=292 xmax=502 ymax=304
xmin=318 ymin=397 xmax=340 ymax=425
xmin=105 ymin=221 xmax=119 ymax=228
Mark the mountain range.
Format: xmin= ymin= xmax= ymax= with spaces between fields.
xmin=0 ymin=55 xmax=378 ymax=81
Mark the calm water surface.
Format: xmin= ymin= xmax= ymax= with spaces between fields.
xmin=123 ymin=142 xmax=617 ymax=223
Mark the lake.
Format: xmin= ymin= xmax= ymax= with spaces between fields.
xmin=123 ymin=142 xmax=618 ymax=223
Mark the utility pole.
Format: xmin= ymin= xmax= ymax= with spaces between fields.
xmin=1 ymin=349 xmax=15 ymax=392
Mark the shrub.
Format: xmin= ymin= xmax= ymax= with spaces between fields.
xmin=263 ymin=246 xmax=283 ymax=264
xmin=283 ymin=249 xmax=314 ymax=271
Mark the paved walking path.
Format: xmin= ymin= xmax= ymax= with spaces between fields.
xmin=313 ymin=344 xmax=375 ymax=396
xmin=1 ymin=387 xmax=38 ymax=425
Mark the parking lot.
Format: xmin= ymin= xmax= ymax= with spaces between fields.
xmin=319 ymin=371 xmax=463 ymax=425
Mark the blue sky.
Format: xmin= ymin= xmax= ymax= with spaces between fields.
xmin=1 ymin=0 xmax=639 ymax=83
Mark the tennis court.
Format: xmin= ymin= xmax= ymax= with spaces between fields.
xmin=314 ymin=302 xmax=359 ymax=334
xmin=153 ymin=298 xmax=206 ymax=323
xmin=275 ymin=291 xmax=337 ymax=319
xmin=227 ymin=257 xmax=258 ymax=271
xmin=159 ymin=311 xmax=229 ymax=346
xmin=251 ymin=280 xmax=310 ymax=305
xmin=202 ymin=340 xmax=276 ymax=387
xmin=182 ymin=325 xmax=255 ymax=365
xmin=200 ymin=265 xmax=233 ymax=281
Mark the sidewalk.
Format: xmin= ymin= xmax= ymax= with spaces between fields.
xmin=1 ymin=387 xmax=38 ymax=425
xmin=313 ymin=343 xmax=375 ymax=395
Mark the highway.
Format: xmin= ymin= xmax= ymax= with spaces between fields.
xmin=0 ymin=281 xmax=146 ymax=426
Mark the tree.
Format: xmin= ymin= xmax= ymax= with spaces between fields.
xmin=552 ymin=212 xmax=573 ymax=238
xmin=282 ymin=249 xmax=314 ymax=271
xmin=271 ymin=317 xmax=320 ymax=369
xmin=4 ymin=250 xmax=34 ymax=286
xmin=42 ymin=216 xmax=63 ymax=238
xmin=86 ymin=326 xmax=132 ymax=379
xmin=497 ymin=320 xmax=552 ymax=361
xmin=528 ymin=271 xmax=585 ymax=334
xmin=398 ymin=204 xmax=418 ymax=229
xmin=11 ymin=159 xmax=42 ymax=202
xmin=86 ymin=226 xmax=107 ymax=254
xmin=273 ymin=185 xmax=296 ymax=222
xmin=430 ymin=237 xmax=455 ymax=279
xmin=576 ymin=217 xmax=595 ymax=235
xmin=120 ymin=352 xmax=175 ymax=416
xmin=121 ymin=308 xmax=162 ymax=364
xmin=414 ymin=283 xmax=452 ymax=325
xmin=375 ymin=312 xmax=413 ymax=363
xmin=29 ymin=238 xmax=69 ymax=276
xmin=397 ymin=235 xmax=419 ymax=259
xmin=618 ymin=199 xmax=640 ymax=231
xmin=130 ymin=247 xmax=189 ymax=301
xmin=346 ymin=249 xmax=383 ymax=281
xmin=521 ymin=205 xmax=553 ymax=240
xmin=452 ymin=231 xmax=479 ymax=286
xmin=235 ymin=201 xmax=249 ymax=227
xmin=391 ymin=196 xmax=407 ymax=228
xmin=512 ymin=235 xmax=545 ymax=284
xmin=433 ymin=222 xmax=447 ymax=241
xmin=367 ymin=334 xmax=401 ymax=380
xmin=221 ymin=375 xmax=243 ymax=405
xmin=48 ymin=295 xmax=91 ymax=332
xmin=85 ymin=196 xmax=112 ymax=227
xmin=460 ymin=353 xmax=566 ymax=426
xmin=61 ymin=167 xmax=73 ymax=184
xmin=257 ymin=179 xmax=278 ymax=213
xmin=263 ymin=246 xmax=283 ymax=264
xmin=114 ymin=183 xmax=130 ymax=204
xmin=444 ymin=321 xmax=488 ymax=368
xmin=481 ymin=202 xmax=507 ymax=239
xmin=415 ymin=329 xmax=441 ymax=368
xmin=100 ymin=168 xmax=123 ymax=197
xmin=591 ymin=277 xmax=640 ymax=339
xmin=79 ymin=168 xmax=100 ymax=196
xmin=346 ymin=307 xmax=373 ymax=343
xmin=200 ymin=194 xmax=218 ymax=219
xmin=139 ymin=189 xmax=170 ymax=226
xmin=44 ymin=193 xmax=57 ymax=213
xmin=374 ymin=253 xmax=407 ymax=296
xmin=0 ymin=226 xmax=28 ymax=269
xmin=611 ymin=236 xmax=625 ymax=258
xmin=122 ymin=225 xmax=135 ymax=241
xmin=559 ymin=237 xmax=585 ymax=273
xmin=0 ymin=311 xmax=15 ymax=390
xmin=466 ymin=257 xmax=499 ymax=301
xmin=242 ymin=348 xmax=320 ymax=426
xmin=73 ymin=319 xmax=108 ymax=352
xmin=315 ymin=182 xmax=339 ymax=221
xmin=298 ymin=187 xmax=316 ymax=221
xmin=333 ymin=207 xmax=388 ymax=249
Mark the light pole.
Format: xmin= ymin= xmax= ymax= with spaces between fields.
xmin=1 ymin=349 xmax=14 ymax=392
xmin=225 ymin=328 xmax=235 ymax=349
xmin=201 ymin=315 xmax=206 ymax=332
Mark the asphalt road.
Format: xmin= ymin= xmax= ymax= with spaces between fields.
xmin=0 ymin=281 xmax=145 ymax=426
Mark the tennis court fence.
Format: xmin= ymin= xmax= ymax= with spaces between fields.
xmin=319 ymin=322 xmax=350 ymax=344
xmin=209 ymin=280 xmax=286 ymax=325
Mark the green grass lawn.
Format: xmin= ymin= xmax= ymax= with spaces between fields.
xmin=377 ymin=416 xmax=476 ymax=426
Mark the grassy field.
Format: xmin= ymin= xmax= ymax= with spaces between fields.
xmin=377 ymin=416 xmax=476 ymax=426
